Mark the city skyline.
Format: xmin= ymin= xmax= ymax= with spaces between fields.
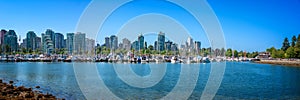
xmin=0 ymin=0 xmax=299 ymax=52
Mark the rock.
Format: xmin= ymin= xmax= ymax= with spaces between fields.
xmin=35 ymin=86 xmax=40 ymax=88
xmin=37 ymin=94 xmax=43 ymax=98
xmin=27 ymin=88 xmax=32 ymax=91
xmin=0 ymin=79 xmax=2 ymax=83
xmin=9 ymin=80 xmax=13 ymax=84
xmin=2 ymin=92 xmax=7 ymax=96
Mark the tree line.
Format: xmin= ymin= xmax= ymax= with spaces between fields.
xmin=266 ymin=34 xmax=300 ymax=59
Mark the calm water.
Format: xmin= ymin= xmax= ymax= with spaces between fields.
xmin=0 ymin=62 xmax=299 ymax=99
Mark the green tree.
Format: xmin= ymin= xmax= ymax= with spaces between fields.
xmin=294 ymin=47 xmax=300 ymax=58
xmin=292 ymin=35 xmax=297 ymax=47
xmin=233 ymin=50 xmax=238 ymax=58
xmin=21 ymin=48 xmax=27 ymax=54
xmin=160 ymin=50 xmax=166 ymax=55
xmin=148 ymin=45 xmax=154 ymax=51
xmin=266 ymin=47 xmax=276 ymax=53
xmin=281 ymin=37 xmax=290 ymax=51
xmin=226 ymin=48 xmax=232 ymax=57
xmin=271 ymin=49 xmax=277 ymax=58
xmin=238 ymin=50 xmax=243 ymax=57
xmin=295 ymin=34 xmax=300 ymax=58
xmin=5 ymin=45 xmax=11 ymax=55
xmin=247 ymin=51 xmax=259 ymax=58
xmin=28 ymin=49 xmax=33 ymax=54
xmin=277 ymin=49 xmax=285 ymax=58
xmin=296 ymin=34 xmax=300 ymax=48
xmin=285 ymin=47 xmax=295 ymax=58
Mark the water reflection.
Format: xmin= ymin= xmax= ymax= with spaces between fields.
xmin=0 ymin=62 xmax=299 ymax=99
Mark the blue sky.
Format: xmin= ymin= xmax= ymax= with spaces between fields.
xmin=0 ymin=0 xmax=299 ymax=52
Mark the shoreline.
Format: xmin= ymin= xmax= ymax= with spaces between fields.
xmin=255 ymin=60 xmax=300 ymax=67
xmin=0 ymin=79 xmax=62 ymax=99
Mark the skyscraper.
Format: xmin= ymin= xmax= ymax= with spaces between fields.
xmin=86 ymin=38 xmax=95 ymax=54
xmin=187 ymin=37 xmax=194 ymax=49
xmin=110 ymin=35 xmax=118 ymax=50
xmin=3 ymin=30 xmax=18 ymax=52
xmin=165 ymin=40 xmax=172 ymax=51
xmin=54 ymin=33 xmax=64 ymax=49
xmin=154 ymin=41 xmax=157 ymax=51
xmin=62 ymin=39 xmax=66 ymax=49
xmin=105 ymin=37 xmax=110 ymax=48
xmin=66 ymin=33 xmax=74 ymax=54
xmin=138 ymin=34 xmax=144 ymax=50
xmin=26 ymin=31 xmax=37 ymax=51
xmin=45 ymin=29 xmax=55 ymax=47
xmin=0 ymin=29 xmax=7 ymax=45
xmin=195 ymin=41 xmax=201 ymax=51
xmin=42 ymin=33 xmax=54 ymax=54
xmin=122 ymin=38 xmax=131 ymax=50
xmin=157 ymin=32 xmax=165 ymax=51
xmin=74 ymin=32 xmax=86 ymax=54
xmin=35 ymin=37 xmax=42 ymax=50
xmin=132 ymin=41 xmax=139 ymax=51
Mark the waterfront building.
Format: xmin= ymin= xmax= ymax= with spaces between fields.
xmin=171 ymin=43 xmax=178 ymax=51
xmin=35 ymin=37 xmax=42 ymax=50
xmin=62 ymin=39 xmax=66 ymax=49
xmin=110 ymin=35 xmax=118 ymax=50
xmin=42 ymin=33 xmax=54 ymax=54
xmin=20 ymin=39 xmax=27 ymax=49
xmin=195 ymin=41 xmax=201 ymax=51
xmin=54 ymin=33 xmax=64 ymax=49
xmin=26 ymin=31 xmax=38 ymax=51
xmin=154 ymin=41 xmax=157 ymax=51
xmin=187 ymin=37 xmax=194 ymax=49
xmin=132 ymin=41 xmax=139 ymax=51
xmin=165 ymin=40 xmax=172 ymax=51
xmin=0 ymin=29 xmax=7 ymax=45
xmin=45 ymin=29 xmax=55 ymax=47
xmin=86 ymin=38 xmax=95 ymax=54
xmin=122 ymin=38 xmax=131 ymax=50
xmin=66 ymin=33 xmax=74 ymax=54
xmin=105 ymin=37 xmax=110 ymax=48
xmin=74 ymin=32 xmax=86 ymax=54
xmin=157 ymin=32 xmax=165 ymax=51
xmin=138 ymin=34 xmax=144 ymax=50
xmin=3 ymin=30 xmax=18 ymax=52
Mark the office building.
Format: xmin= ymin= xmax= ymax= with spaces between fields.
xmin=0 ymin=29 xmax=7 ymax=45
xmin=105 ymin=37 xmax=110 ymax=48
xmin=54 ymin=33 xmax=64 ymax=49
xmin=122 ymin=38 xmax=131 ymax=50
xmin=66 ymin=33 xmax=74 ymax=54
xmin=3 ymin=30 xmax=18 ymax=52
xmin=26 ymin=31 xmax=38 ymax=51
xmin=74 ymin=32 xmax=86 ymax=54
xmin=42 ymin=33 xmax=54 ymax=54
xmin=138 ymin=34 xmax=144 ymax=50
xmin=110 ymin=35 xmax=118 ymax=50
xmin=157 ymin=32 xmax=165 ymax=51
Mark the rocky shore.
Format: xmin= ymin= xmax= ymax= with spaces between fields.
xmin=255 ymin=59 xmax=300 ymax=67
xmin=0 ymin=79 xmax=62 ymax=99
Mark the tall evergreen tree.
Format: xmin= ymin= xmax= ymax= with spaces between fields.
xmin=296 ymin=34 xmax=300 ymax=48
xmin=295 ymin=34 xmax=300 ymax=58
xmin=291 ymin=35 xmax=297 ymax=47
xmin=281 ymin=37 xmax=290 ymax=51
